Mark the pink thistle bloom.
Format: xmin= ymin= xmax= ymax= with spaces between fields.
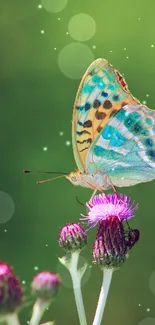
xmin=81 ymin=193 xmax=138 ymax=228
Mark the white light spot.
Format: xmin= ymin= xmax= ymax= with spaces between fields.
xmin=142 ymin=100 xmax=147 ymax=104
xmin=110 ymin=50 xmax=113 ymax=53
xmin=138 ymin=17 xmax=141 ymax=20
xmin=121 ymin=177 xmax=124 ymax=180
xmin=66 ymin=32 xmax=69 ymax=35
xmin=147 ymin=308 xmax=150 ymax=312
xmin=46 ymin=307 xmax=49 ymax=310
xmin=151 ymin=44 xmax=154 ymax=48
xmin=138 ymin=303 xmax=141 ymax=306
xmin=4 ymin=229 xmax=7 ymax=232
xmin=45 ymin=244 xmax=48 ymax=247
xmin=22 ymin=280 xmax=26 ymax=284
xmin=68 ymin=14 xmax=96 ymax=42
xmin=41 ymin=0 xmax=68 ymax=13
xmin=38 ymin=4 xmax=42 ymax=9
xmin=34 ymin=266 xmax=39 ymax=271
xmin=111 ymin=168 xmax=115 ymax=171
xmin=58 ymin=17 xmax=60 ymax=20
xmin=59 ymin=131 xmax=64 ymax=136
xmin=146 ymin=94 xmax=149 ymax=97
xmin=54 ymin=47 xmax=57 ymax=50
xmin=124 ymin=47 xmax=127 ymax=50
xmin=40 ymin=30 xmax=45 ymax=34
xmin=66 ymin=141 xmax=71 ymax=146
xmin=126 ymin=56 xmax=129 ymax=59
xmin=92 ymin=45 xmax=96 ymax=49
xmin=0 ymin=192 xmax=15 ymax=223
xmin=43 ymin=147 xmax=48 ymax=151
xmin=58 ymin=43 xmax=95 ymax=79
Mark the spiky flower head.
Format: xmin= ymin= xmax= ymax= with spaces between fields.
xmin=31 ymin=272 xmax=61 ymax=300
xmin=82 ymin=193 xmax=138 ymax=228
xmin=59 ymin=223 xmax=87 ymax=252
xmin=0 ymin=262 xmax=23 ymax=314
xmin=82 ymin=193 xmax=139 ymax=269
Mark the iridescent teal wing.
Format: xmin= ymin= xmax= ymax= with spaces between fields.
xmin=72 ymin=58 xmax=140 ymax=173
xmin=86 ymin=105 xmax=155 ymax=187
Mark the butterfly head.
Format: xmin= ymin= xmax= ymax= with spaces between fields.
xmin=66 ymin=170 xmax=83 ymax=186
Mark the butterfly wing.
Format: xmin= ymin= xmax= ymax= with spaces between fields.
xmin=72 ymin=58 xmax=140 ymax=173
xmin=86 ymin=105 xmax=155 ymax=187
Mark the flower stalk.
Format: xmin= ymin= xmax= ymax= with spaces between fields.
xmin=69 ymin=252 xmax=87 ymax=325
xmin=92 ymin=268 xmax=113 ymax=325
xmin=5 ymin=313 xmax=21 ymax=325
xmin=29 ymin=299 xmax=50 ymax=325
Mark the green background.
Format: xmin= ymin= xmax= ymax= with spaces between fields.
xmin=0 ymin=0 xmax=155 ymax=324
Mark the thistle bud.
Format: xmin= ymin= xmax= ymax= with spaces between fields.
xmin=0 ymin=262 xmax=23 ymax=314
xmin=31 ymin=272 xmax=61 ymax=300
xmin=59 ymin=223 xmax=87 ymax=252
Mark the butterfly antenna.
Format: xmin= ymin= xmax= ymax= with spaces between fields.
xmin=23 ymin=170 xmax=68 ymax=175
xmin=37 ymin=174 xmax=66 ymax=184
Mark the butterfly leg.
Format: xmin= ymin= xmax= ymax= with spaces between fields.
xmin=105 ymin=174 xmax=127 ymax=206
xmin=104 ymin=174 xmax=117 ymax=193
xmin=86 ymin=181 xmax=104 ymax=203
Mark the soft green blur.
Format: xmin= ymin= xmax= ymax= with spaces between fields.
xmin=0 ymin=0 xmax=155 ymax=324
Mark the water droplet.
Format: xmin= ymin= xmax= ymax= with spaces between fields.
xmin=22 ymin=280 xmax=26 ymax=284
xmin=40 ymin=30 xmax=45 ymax=34
xmin=92 ymin=45 xmax=96 ymax=49
xmin=34 ymin=266 xmax=39 ymax=271
xmin=54 ymin=47 xmax=57 ymax=50
xmin=138 ymin=17 xmax=141 ymax=20
xmin=124 ymin=47 xmax=127 ymax=50
xmin=43 ymin=147 xmax=48 ymax=151
xmin=58 ymin=17 xmax=60 ymax=20
xmin=146 ymin=94 xmax=149 ymax=97
xmin=110 ymin=50 xmax=113 ymax=53
xmin=146 ymin=308 xmax=150 ymax=312
xmin=38 ymin=4 xmax=42 ymax=9
xmin=59 ymin=131 xmax=64 ymax=136
xmin=151 ymin=44 xmax=154 ymax=48
xmin=142 ymin=100 xmax=147 ymax=104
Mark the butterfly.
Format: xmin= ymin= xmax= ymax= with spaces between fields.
xmin=24 ymin=58 xmax=155 ymax=198
xmin=65 ymin=58 xmax=155 ymax=197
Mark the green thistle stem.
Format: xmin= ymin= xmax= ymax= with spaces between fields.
xmin=29 ymin=299 xmax=50 ymax=325
xmin=69 ymin=252 xmax=87 ymax=325
xmin=5 ymin=313 xmax=21 ymax=325
xmin=92 ymin=268 xmax=113 ymax=325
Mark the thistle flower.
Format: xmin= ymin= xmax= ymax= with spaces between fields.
xmin=0 ymin=262 xmax=23 ymax=314
xmin=31 ymin=272 xmax=61 ymax=300
xmin=59 ymin=223 xmax=87 ymax=252
xmin=82 ymin=193 xmax=138 ymax=228
xmin=85 ymin=193 xmax=139 ymax=325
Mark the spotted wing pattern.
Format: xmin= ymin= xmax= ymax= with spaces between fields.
xmin=86 ymin=105 xmax=155 ymax=187
xmin=72 ymin=58 xmax=140 ymax=172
